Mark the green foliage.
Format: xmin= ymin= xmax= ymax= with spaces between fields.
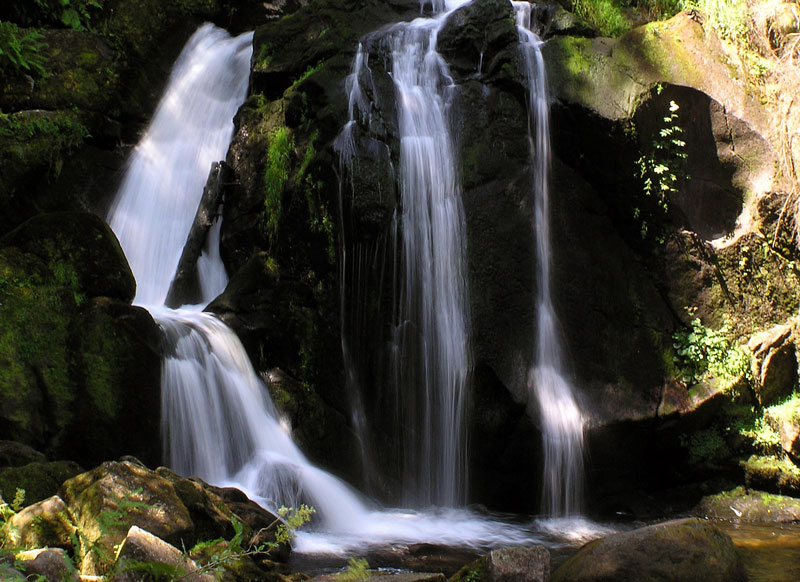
xmin=3 ymin=0 xmax=103 ymax=31
xmin=680 ymin=428 xmax=727 ymax=465
xmin=634 ymin=96 xmax=688 ymax=243
xmin=275 ymin=504 xmax=315 ymax=544
xmin=0 ymin=21 xmax=46 ymax=77
xmin=338 ymin=557 xmax=371 ymax=582
xmin=264 ymin=127 xmax=294 ymax=245
xmin=682 ymin=0 xmax=748 ymax=42
xmin=740 ymin=416 xmax=781 ymax=452
xmin=567 ymin=0 xmax=683 ymax=37
xmin=0 ymin=111 xmax=89 ymax=145
xmin=672 ymin=310 xmax=749 ymax=387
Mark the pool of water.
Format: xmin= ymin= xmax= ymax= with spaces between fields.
xmin=718 ymin=521 xmax=800 ymax=582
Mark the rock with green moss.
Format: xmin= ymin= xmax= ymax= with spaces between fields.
xmin=0 ymin=441 xmax=46 ymax=468
xmin=0 ymin=460 xmax=83 ymax=506
xmin=695 ymin=486 xmax=800 ymax=522
xmin=60 ymin=460 xmax=196 ymax=575
xmin=1 ymin=211 xmax=135 ymax=302
xmin=742 ymin=454 xmax=800 ymax=495
xmin=552 ymin=518 xmax=747 ymax=582
xmin=2 ymin=495 xmax=77 ymax=551
xmin=765 ymin=393 xmax=800 ymax=460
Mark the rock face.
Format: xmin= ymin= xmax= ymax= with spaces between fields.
xmin=485 ymin=547 xmax=551 ymax=582
xmin=552 ymin=518 xmax=747 ymax=582
xmin=15 ymin=548 xmax=79 ymax=582
xmin=748 ymin=320 xmax=799 ymax=406
xmin=0 ymin=227 xmax=162 ymax=467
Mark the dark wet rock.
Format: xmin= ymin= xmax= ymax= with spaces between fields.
xmin=438 ymin=0 xmax=518 ymax=78
xmin=166 ymin=161 xmax=230 ymax=308
xmin=0 ymin=461 xmax=83 ymax=506
xmin=1 ymin=211 xmax=135 ymax=302
xmin=552 ymin=518 xmax=747 ymax=582
xmin=695 ymin=486 xmax=800 ymax=522
xmin=0 ymin=441 xmax=46 ymax=468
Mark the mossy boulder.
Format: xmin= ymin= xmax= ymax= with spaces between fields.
xmin=60 ymin=460 xmax=195 ymax=575
xmin=0 ymin=441 xmax=46 ymax=468
xmin=0 ymin=460 xmax=83 ymax=506
xmin=1 ymin=211 xmax=135 ymax=301
xmin=0 ymin=242 xmax=161 ymax=468
xmin=552 ymin=518 xmax=747 ymax=582
xmin=450 ymin=547 xmax=550 ymax=582
xmin=742 ymin=454 xmax=800 ymax=495
xmin=695 ymin=486 xmax=800 ymax=522
xmin=0 ymin=112 xmax=91 ymax=234
xmin=2 ymin=495 xmax=77 ymax=551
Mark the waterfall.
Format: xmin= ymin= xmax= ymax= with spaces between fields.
xmin=108 ymin=21 xmax=537 ymax=552
xmin=107 ymin=23 xmax=368 ymax=531
xmin=514 ymin=3 xmax=585 ymax=517
xmin=392 ymin=9 xmax=471 ymax=508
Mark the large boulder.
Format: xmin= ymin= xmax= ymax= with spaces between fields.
xmin=552 ymin=518 xmax=747 ymax=582
xmin=0 ymin=211 xmax=135 ymax=302
xmin=110 ymin=526 xmax=212 ymax=582
xmin=60 ymin=461 xmax=195 ymax=575
xmin=15 ymin=548 xmax=79 ymax=582
xmin=0 ymin=460 xmax=83 ymax=506
xmin=695 ymin=486 xmax=800 ymax=522
xmin=1 ymin=495 xmax=76 ymax=551
xmin=748 ymin=320 xmax=799 ymax=406
xmin=0 ymin=243 xmax=162 ymax=467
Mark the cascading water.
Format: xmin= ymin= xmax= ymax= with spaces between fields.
xmin=391 ymin=6 xmax=471 ymax=508
xmin=337 ymin=0 xmax=472 ymax=509
xmin=108 ymin=20 xmax=538 ymax=553
xmin=107 ymin=23 xmax=368 ymax=531
xmin=514 ymin=3 xmax=585 ymax=517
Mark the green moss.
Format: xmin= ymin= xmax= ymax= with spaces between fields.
xmin=264 ymin=126 xmax=294 ymax=246
xmin=0 ymin=461 xmax=83 ymax=505
xmin=743 ymin=454 xmax=800 ymax=492
xmin=450 ymin=557 xmax=487 ymax=582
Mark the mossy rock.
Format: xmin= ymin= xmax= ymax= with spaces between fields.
xmin=742 ymin=454 xmax=800 ymax=495
xmin=60 ymin=460 xmax=195 ymax=575
xmin=0 ymin=441 xmax=46 ymax=468
xmin=553 ymin=518 xmax=747 ymax=582
xmin=0 ymin=245 xmax=161 ymax=467
xmin=0 ymin=112 xmax=90 ymax=234
xmin=0 ymin=460 xmax=83 ymax=506
xmin=695 ymin=486 xmax=800 ymax=522
xmin=2 ymin=495 xmax=77 ymax=551
xmin=1 ymin=211 xmax=135 ymax=302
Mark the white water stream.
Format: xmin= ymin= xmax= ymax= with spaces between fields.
xmin=514 ymin=3 xmax=585 ymax=517
xmin=108 ymin=20 xmax=554 ymax=554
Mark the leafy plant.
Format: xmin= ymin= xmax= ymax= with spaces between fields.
xmin=634 ymin=95 xmax=689 ymax=242
xmin=672 ymin=310 xmax=750 ymax=387
xmin=0 ymin=21 xmax=46 ymax=77
xmin=2 ymin=0 xmax=103 ymax=31
xmin=338 ymin=557 xmax=371 ymax=582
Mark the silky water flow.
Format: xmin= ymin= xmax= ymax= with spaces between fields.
xmin=108 ymin=20 xmax=548 ymax=554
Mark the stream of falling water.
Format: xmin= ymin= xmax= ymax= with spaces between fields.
xmin=108 ymin=20 xmax=551 ymax=555
xmin=514 ymin=3 xmax=585 ymax=518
